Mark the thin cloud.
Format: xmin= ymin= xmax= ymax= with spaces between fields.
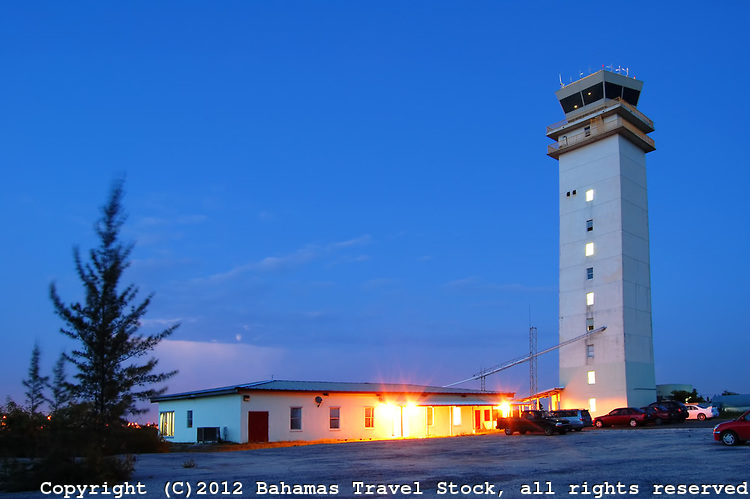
xmin=154 ymin=340 xmax=286 ymax=393
xmin=197 ymin=235 xmax=372 ymax=283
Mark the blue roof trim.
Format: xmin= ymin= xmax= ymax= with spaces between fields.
xmin=151 ymin=379 xmax=513 ymax=403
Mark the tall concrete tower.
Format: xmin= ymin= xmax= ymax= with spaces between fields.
xmin=547 ymin=70 xmax=657 ymax=414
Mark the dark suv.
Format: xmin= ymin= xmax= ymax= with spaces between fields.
xmin=648 ymin=400 xmax=688 ymax=422
xmin=549 ymin=409 xmax=592 ymax=431
xmin=641 ymin=405 xmax=673 ymax=425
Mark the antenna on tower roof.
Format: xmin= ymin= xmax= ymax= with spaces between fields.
xmin=559 ymin=74 xmax=564 ymax=88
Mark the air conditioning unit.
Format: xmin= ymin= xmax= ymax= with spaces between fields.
xmin=197 ymin=427 xmax=221 ymax=443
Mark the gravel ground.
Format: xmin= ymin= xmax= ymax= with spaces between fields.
xmin=5 ymin=421 xmax=748 ymax=499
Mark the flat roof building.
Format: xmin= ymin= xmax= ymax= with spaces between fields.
xmin=152 ymin=380 xmax=513 ymax=443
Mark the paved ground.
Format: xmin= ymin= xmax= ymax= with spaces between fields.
xmin=6 ymin=421 xmax=748 ymax=498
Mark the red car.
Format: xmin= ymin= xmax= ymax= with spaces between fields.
xmin=713 ymin=409 xmax=750 ymax=446
xmin=593 ymin=407 xmax=651 ymax=428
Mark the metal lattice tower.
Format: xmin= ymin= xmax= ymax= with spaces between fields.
xmin=444 ymin=326 xmax=607 ymax=388
xmin=529 ymin=326 xmax=538 ymax=402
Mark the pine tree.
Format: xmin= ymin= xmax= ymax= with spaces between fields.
xmin=22 ymin=343 xmax=50 ymax=415
xmin=49 ymin=179 xmax=178 ymax=430
xmin=50 ymin=353 xmax=73 ymax=414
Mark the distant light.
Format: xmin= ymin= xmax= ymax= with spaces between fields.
xmin=498 ymin=402 xmax=511 ymax=418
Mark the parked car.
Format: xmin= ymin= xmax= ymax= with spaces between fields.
xmin=648 ymin=400 xmax=688 ymax=422
xmin=593 ymin=407 xmax=651 ymax=428
xmin=686 ymin=403 xmax=719 ymax=421
xmin=497 ymin=410 xmax=572 ymax=436
xmin=713 ymin=409 xmax=750 ymax=446
xmin=548 ymin=409 xmax=592 ymax=431
xmin=641 ymin=405 xmax=672 ymax=425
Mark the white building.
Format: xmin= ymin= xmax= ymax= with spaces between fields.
xmin=151 ymin=380 xmax=513 ymax=443
xmin=546 ymin=70 xmax=657 ymax=414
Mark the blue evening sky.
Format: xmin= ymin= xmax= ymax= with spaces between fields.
xmin=2 ymin=2 xmax=748 ymax=420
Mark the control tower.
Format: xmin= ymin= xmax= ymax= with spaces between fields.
xmin=547 ymin=70 xmax=657 ymax=414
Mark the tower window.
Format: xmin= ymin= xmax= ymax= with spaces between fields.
xmin=586 ymin=318 xmax=594 ymax=331
xmin=586 ymin=219 xmax=593 ymax=232
xmin=587 ymin=371 xmax=596 ymax=385
xmin=585 ymin=242 xmax=595 ymax=256
xmin=586 ymin=267 xmax=594 ymax=280
xmin=586 ymin=189 xmax=594 ymax=202
xmin=586 ymin=344 xmax=595 ymax=358
xmin=589 ymin=398 xmax=597 ymax=413
xmin=586 ymin=292 xmax=595 ymax=306
xmin=584 ymin=126 xmax=591 ymax=137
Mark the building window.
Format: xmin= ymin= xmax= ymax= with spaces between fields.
xmin=586 ymin=189 xmax=594 ymax=202
xmin=187 ymin=410 xmax=193 ymax=428
xmin=427 ymin=406 xmax=434 ymax=427
xmin=586 ymin=219 xmax=594 ymax=232
xmin=159 ymin=411 xmax=175 ymax=437
xmin=584 ymin=125 xmax=591 ymax=137
xmin=586 ymin=267 xmax=594 ymax=280
xmin=290 ymin=407 xmax=302 ymax=431
xmin=586 ymin=317 xmax=594 ymax=331
xmin=587 ymin=371 xmax=596 ymax=385
xmin=329 ymin=407 xmax=340 ymax=430
xmin=452 ymin=406 xmax=462 ymax=426
xmin=586 ymin=292 xmax=595 ymax=306
xmin=589 ymin=398 xmax=597 ymax=413
xmin=586 ymin=344 xmax=595 ymax=358
xmin=364 ymin=407 xmax=375 ymax=429
xmin=585 ymin=242 xmax=595 ymax=256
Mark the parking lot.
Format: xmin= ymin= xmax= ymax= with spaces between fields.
xmin=9 ymin=421 xmax=748 ymax=498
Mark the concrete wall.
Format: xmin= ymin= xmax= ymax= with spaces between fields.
xmin=558 ymin=128 xmax=656 ymax=415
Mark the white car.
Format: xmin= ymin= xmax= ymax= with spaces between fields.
xmin=685 ymin=404 xmax=719 ymax=421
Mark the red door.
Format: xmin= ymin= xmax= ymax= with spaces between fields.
xmin=248 ymin=411 xmax=269 ymax=442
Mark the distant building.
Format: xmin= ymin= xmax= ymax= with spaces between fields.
xmin=151 ymin=380 xmax=513 ymax=443
xmin=656 ymin=384 xmax=694 ymax=400
xmin=547 ymin=70 xmax=657 ymax=414
xmin=711 ymin=394 xmax=750 ymax=413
